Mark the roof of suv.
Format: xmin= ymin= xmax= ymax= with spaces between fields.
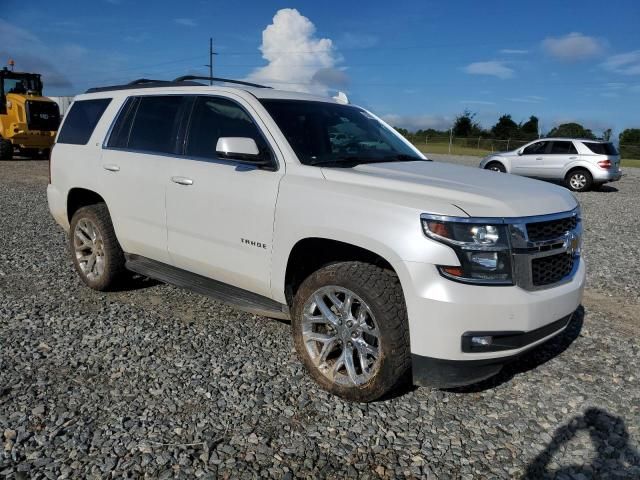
xmin=83 ymin=77 xmax=340 ymax=104
xmin=538 ymin=137 xmax=609 ymax=143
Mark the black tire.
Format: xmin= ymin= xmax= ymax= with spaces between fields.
xmin=69 ymin=203 xmax=126 ymax=291
xmin=292 ymin=261 xmax=410 ymax=402
xmin=485 ymin=161 xmax=506 ymax=173
xmin=565 ymin=169 xmax=593 ymax=192
xmin=0 ymin=139 xmax=13 ymax=160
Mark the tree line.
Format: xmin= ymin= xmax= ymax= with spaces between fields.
xmin=394 ymin=110 xmax=640 ymax=156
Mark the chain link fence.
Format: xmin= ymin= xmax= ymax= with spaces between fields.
xmin=404 ymin=134 xmax=640 ymax=159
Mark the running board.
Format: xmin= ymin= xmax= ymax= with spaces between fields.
xmin=125 ymin=254 xmax=290 ymax=320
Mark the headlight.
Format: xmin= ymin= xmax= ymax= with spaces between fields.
xmin=421 ymin=216 xmax=513 ymax=285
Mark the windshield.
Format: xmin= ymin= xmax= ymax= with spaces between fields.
xmin=260 ymin=99 xmax=424 ymax=166
xmin=2 ymin=76 xmax=41 ymax=95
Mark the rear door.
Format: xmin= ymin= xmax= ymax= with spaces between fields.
xmin=542 ymin=140 xmax=578 ymax=178
xmin=100 ymin=95 xmax=188 ymax=263
xmin=165 ymin=94 xmax=284 ymax=297
xmin=513 ymin=140 xmax=549 ymax=176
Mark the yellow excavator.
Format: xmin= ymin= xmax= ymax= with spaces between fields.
xmin=0 ymin=60 xmax=61 ymax=160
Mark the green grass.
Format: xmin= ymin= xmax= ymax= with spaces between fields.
xmin=413 ymin=142 xmax=490 ymax=157
xmin=413 ymin=141 xmax=640 ymax=168
xmin=621 ymin=159 xmax=640 ymax=168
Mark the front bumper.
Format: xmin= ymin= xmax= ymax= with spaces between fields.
xmin=412 ymin=313 xmax=573 ymax=387
xmin=396 ymin=255 xmax=585 ymax=387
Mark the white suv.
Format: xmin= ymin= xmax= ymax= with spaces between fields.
xmin=47 ymin=77 xmax=585 ymax=401
xmin=479 ymin=138 xmax=622 ymax=192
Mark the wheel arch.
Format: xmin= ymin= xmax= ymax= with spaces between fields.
xmin=562 ymin=162 xmax=595 ymax=179
xmin=281 ymin=237 xmax=403 ymax=308
xmin=67 ymin=187 xmax=107 ymax=222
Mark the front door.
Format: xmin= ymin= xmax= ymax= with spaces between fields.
xmin=165 ymin=95 xmax=284 ymax=297
xmin=513 ymin=140 xmax=550 ymax=177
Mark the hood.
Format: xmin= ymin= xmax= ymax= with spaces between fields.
xmin=321 ymin=161 xmax=577 ymax=218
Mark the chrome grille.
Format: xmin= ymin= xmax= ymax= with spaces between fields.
xmin=526 ymin=217 xmax=578 ymax=242
xmin=531 ymin=253 xmax=575 ymax=286
xmin=509 ymin=208 xmax=581 ymax=291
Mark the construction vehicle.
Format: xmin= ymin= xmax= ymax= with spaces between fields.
xmin=0 ymin=61 xmax=61 ymax=160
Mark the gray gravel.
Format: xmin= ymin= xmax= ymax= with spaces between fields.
xmin=1 ymin=159 xmax=639 ymax=479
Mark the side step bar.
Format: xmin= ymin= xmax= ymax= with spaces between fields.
xmin=125 ymin=254 xmax=290 ymax=320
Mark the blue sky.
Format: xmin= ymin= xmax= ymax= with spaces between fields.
xmin=1 ymin=0 xmax=639 ymax=136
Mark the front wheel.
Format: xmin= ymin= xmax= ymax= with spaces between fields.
xmin=485 ymin=161 xmax=506 ymax=173
xmin=292 ymin=262 xmax=410 ymax=402
xmin=565 ymin=169 xmax=593 ymax=192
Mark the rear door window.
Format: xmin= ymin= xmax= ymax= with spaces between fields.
xmin=108 ymin=95 xmax=185 ymax=154
xmin=583 ymin=142 xmax=618 ymax=155
xmin=57 ymin=98 xmax=112 ymax=145
xmin=549 ymin=141 xmax=578 ymax=154
xmin=185 ymin=96 xmax=270 ymax=160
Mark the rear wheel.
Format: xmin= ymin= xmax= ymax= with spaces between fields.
xmin=485 ymin=161 xmax=506 ymax=173
xmin=292 ymin=262 xmax=410 ymax=402
xmin=69 ymin=203 xmax=126 ymax=291
xmin=0 ymin=139 xmax=13 ymax=160
xmin=565 ymin=169 xmax=593 ymax=192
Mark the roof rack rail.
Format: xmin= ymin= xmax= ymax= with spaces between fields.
xmin=173 ymin=75 xmax=271 ymax=89
xmin=127 ymin=78 xmax=166 ymax=85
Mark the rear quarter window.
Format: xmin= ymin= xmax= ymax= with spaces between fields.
xmin=583 ymin=142 xmax=618 ymax=155
xmin=57 ymin=98 xmax=112 ymax=145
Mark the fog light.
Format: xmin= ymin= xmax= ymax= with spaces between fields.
xmin=471 ymin=336 xmax=493 ymax=346
xmin=469 ymin=252 xmax=498 ymax=270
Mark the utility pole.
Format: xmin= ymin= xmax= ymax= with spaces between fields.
xmin=205 ymin=38 xmax=218 ymax=85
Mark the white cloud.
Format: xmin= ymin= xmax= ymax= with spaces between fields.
xmin=507 ymin=95 xmax=546 ymax=104
xmin=601 ymin=50 xmax=640 ymax=75
xmin=381 ymin=114 xmax=451 ymax=131
xmin=246 ymin=9 xmax=344 ymax=94
xmin=463 ymin=61 xmax=514 ymax=79
xmin=175 ymin=18 xmax=197 ymax=27
xmin=542 ymin=33 xmax=605 ymax=62
xmin=459 ymin=100 xmax=496 ymax=105
xmin=500 ymin=49 xmax=528 ymax=55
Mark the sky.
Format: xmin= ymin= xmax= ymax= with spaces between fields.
xmin=1 ymin=0 xmax=639 ymax=136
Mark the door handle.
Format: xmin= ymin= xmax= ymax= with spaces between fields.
xmin=569 ymin=156 xmax=577 ymax=160
xmin=536 ymin=157 xmax=543 ymax=160
xmin=171 ymin=176 xmax=193 ymax=186
xmin=103 ymin=164 xmax=120 ymax=172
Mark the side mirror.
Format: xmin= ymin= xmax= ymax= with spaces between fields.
xmin=517 ymin=148 xmax=524 ymax=156
xmin=215 ymin=137 xmax=270 ymax=165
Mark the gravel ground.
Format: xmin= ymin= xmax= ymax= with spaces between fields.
xmin=1 ymin=159 xmax=639 ymax=479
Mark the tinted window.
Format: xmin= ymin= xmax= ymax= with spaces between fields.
xmin=57 ymin=98 xmax=111 ymax=145
xmin=522 ymin=141 xmax=549 ymax=155
xmin=107 ymin=97 xmax=138 ymax=149
xmin=549 ymin=141 xmax=578 ymax=154
xmin=127 ymin=96 xmax=184 ymax=153
xmin=583 ymin=142 xmax=618 ymax=155
xmin=260 ymin=99 xmax=421 ymax=166
xmin=186 ymin=96 xmax=269 ymax=160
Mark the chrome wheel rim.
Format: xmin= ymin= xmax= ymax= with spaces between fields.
xmin=570 ymin=173 xmax=587 ymax=190
xmin=73 ymin=218 xmax=105 ymax=280
xmin=489 ymin=165 xmax=502 ymax=172
xmin=302 ymin=286 xmax=381 ymax=387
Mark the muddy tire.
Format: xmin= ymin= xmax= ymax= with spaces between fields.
xmin=69 ymin=203 xmax=126 ymax=291
xmin=292 ymin=261 xmax=410 ymax=402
